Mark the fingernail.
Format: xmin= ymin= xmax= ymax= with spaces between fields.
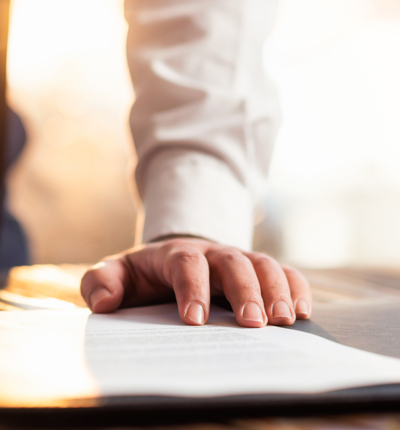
xmin=89 ymin=287 xmax=112 ymax=310
xmin=242 ymin=302 xmax=264 ymax=323
xmin=296 ymin=299 xmax=309 ymax=316
xmin=185 ymin=302 xmax=205 ymax=325
xmin=272 ymin=300 xmax=292 ymax=319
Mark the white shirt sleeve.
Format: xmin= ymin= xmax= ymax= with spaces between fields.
xmin=124 ymin=0 xmax=281 ymax=251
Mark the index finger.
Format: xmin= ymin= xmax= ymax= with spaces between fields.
xmin=163 ymin=246 xmax=210 ymax=326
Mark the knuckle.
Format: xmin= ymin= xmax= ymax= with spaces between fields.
xmin=170 ymin=249 xmax=204 ymax=265
xmin=266 ymin=284 xmax=287 ymax=296
xmin=252 ymin=254 xmax=275 ymax=270
xmin=161 ymin=239 xmax=195 ymax=254
xmin=220 ymin=249 xmax=245 ymax=264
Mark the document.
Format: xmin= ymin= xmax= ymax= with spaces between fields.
xmin=1 ymin=303 xmax=400 ymax=406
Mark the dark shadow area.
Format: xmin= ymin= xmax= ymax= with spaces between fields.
xmin=285 ymin=318 xmax=339 ymax=344
xmin=0 ymin=108 xmax=30 ymax=269
xmin=0 ymin=268 xmax=9 ymax=289
xmin=2 ymin=383 xmax=400 ymax=428
xmin=303 ymin=302 xmax=400 ymax=359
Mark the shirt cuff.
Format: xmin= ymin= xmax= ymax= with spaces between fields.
xmin=139 ymin=149 xmax=253 ymax=251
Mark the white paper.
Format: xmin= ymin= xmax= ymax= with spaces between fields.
xmin=1 ymin=303 xmax=400 ymax=404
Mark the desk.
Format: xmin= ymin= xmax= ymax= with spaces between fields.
xmin=1 ymin=264 xmax=400 ymax=429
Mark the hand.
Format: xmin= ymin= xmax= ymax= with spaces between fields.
xmin=80 ymin=237 xmax=311 ymax=328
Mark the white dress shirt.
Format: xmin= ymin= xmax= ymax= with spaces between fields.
xmin=124 ymin=0 xmax=281 ymax=251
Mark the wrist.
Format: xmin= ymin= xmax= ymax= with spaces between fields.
xmin=148 ymin=234 xmax=211 ymax=243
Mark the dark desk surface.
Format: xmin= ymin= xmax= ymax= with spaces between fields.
xmin=1 ymin=264 xmax=400 ymax=430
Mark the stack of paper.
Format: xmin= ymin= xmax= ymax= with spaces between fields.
xmin=1 ymin=303 xmax=400 ymax=407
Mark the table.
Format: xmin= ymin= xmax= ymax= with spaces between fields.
xmin=1 ymin=264 xmax=400 ymax=429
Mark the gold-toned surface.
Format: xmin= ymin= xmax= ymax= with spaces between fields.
xmin=0 ymin=264 xmax=87 ymax=310
xmin=3 ymin=264 xmax=399 ymax=311
xmin=302 ymin=267 xmax=400 ymax=304
xmin=0 ymin=300 xmax=21 ymax=311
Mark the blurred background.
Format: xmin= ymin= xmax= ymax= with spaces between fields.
xmin=5 ymin=0 xmax=400 ymax=268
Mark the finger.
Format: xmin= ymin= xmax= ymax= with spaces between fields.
xmin=282 ymin=265 xmax=312 ymax=319
xmin=246 ymin=253 xmax=295 ymax=326
xmin=207 ymin=248 xmax=267 ymax=328
xmin=80 ymin=260 xmax=125 ymax=313
xmin=163 ymin=247 xmax=210 ymax=326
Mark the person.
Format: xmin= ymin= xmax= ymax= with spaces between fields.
xmin=0 ymin=108 xmax=30 ymax=269
xmin=80 ymin=0 xmax=312 ymax=328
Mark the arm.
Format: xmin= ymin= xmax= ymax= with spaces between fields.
xmin=81 ymin=0 xmax=311 ymax=327
xmin=126 ymin=0 xmax=281 ymax=249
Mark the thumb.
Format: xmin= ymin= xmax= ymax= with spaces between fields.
xmin=80 ymin=259 xmax=125 ymax=313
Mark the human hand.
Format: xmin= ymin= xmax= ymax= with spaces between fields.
xmin=80 ymin=237 xmax=311 ymax=328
